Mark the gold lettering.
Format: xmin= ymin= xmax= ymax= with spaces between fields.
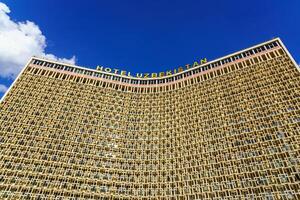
xmin=151 ymin=73 xmax=157 ymax=78
xmin=104 ymin=67 xmax=112 ymax=73
xmin=192 ymin=62 xmax=199 ymax=67
xmin=144 ymin=73 xmax=150 ymax=78
xmin=136 ymin=73 xmax=143 ymax=78
xmin=120 ymin=70 xmax=127 ymax=76
xmin=96 ymin=57 xmax=207 ymax=77
xmin=201 ymin=58 xmax=207 ymax=64
xmin=96 ymin=66 xmax=103 ymax=71
xmin=113 ymin=68 xmax=119 ymax=74
xmin=166 ymin=70 xmax=172 ymax=76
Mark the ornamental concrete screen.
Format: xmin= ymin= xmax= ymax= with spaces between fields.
xmin=0 ymin=38 xmax=299 ymax=200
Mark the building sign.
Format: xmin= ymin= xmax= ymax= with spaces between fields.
xmin=96 ymin=58 xmax=207 ymax=78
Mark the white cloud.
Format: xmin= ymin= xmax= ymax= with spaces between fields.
xmin=0 ymin=84 xmax=8 ymax=93
xmin=0 ymin=2 xmax=76 ymax=79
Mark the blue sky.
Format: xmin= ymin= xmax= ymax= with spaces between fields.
xmin=0 ymin=0 xmax=299 ymax=98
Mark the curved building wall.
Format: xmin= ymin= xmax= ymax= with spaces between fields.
xmin=0 ymin=38 xmax=300 ymax=199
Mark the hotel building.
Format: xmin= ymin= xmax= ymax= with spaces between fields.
xmin=0 ymin=38 xmax=299 ymax=199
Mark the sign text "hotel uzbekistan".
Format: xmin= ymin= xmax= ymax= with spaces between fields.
xmin=96 ymin=58 xmax=207 ymax=78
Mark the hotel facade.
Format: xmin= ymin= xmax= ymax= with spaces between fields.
xmin=0 ymin=38 xmax=299 ymax=199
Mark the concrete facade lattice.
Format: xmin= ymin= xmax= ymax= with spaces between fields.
xmin=0 ymin=38 xmax=300 ymax=200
